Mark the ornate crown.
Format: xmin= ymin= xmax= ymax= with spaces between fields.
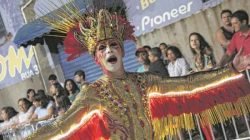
xmin=42 ymin=3 xmax=135 ymax=60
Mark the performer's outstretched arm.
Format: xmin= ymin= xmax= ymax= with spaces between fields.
xmin=146 ymin=63 xmax=250 ymax=139
xmin=147 ymin=64 xmax=239 ymax=93
xmin=27 ymin=86 xmax=109 ymax=140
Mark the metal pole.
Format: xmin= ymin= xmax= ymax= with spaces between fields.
xmin=32 ymin=45 xmax=48 ymax=92
xmin=233 ymin=137 xmax=250 ymax=140
xmin=209 ymin=124 xmax=215 ymax=140
xmin=220 ymin=120 xmax=227 ymax=140
xmin=243 ymin=114 xmax=250 ymax=135
xmin=177 ymin=130 xmax=183 ymax=140
xmin=231 ymin=117 xmax=239 ymax=138
xmin=187 ymin=129 xmax=193 ymax=140
xmin=246 ymin=70 xmax=250 ymax=83
xmin=195 ymin=115 xmax=204 ymax=140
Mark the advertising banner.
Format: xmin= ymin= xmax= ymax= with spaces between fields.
xmin=124 ymin=0 xmax=224 ymax=36
xmin=0 ymin=45 xmax=39 ymax=89
xmin=0 ymin=0 xmax=39 ymax=89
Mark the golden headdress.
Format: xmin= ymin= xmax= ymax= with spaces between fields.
xmin=41 ymin=2 xmax=135 ymax=60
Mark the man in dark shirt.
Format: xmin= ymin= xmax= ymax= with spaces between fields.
xmin=216 ymin=9 xmax=234 ymax=51
xmin=148 ymin=47 xmax=169 ymax=76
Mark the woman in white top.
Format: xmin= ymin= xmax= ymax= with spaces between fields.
xmin=166 ymin=46 xmax=190 ymax=77
xmin=0 ymin=107 xmax=19 ymax=133
xmin=17 ymin=98 xmax=35 ymax=125
xmin=30 ymin=94 xmax=54 ymax=123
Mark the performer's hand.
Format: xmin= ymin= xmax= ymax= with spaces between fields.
xmin=233 ymin=47 xmax=250 ymax=72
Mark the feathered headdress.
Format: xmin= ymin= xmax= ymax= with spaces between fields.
xmin=41 ymin=1 xmax=135 ymax=60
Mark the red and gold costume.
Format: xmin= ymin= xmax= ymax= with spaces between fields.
xmin=28 ymin=4 xmax=250 ymax=140
xmin=27 ymin=68 xmax=250 ymax=140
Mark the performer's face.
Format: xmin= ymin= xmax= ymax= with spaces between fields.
xmin=94 ymin=39 xmax=124 ymax=73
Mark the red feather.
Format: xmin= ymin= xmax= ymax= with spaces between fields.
xmin=63 ymin=26 xmax=87 ymax=61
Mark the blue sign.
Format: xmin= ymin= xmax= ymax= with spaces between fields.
xmin=124 ymin=0 xmax=223 ymax=36
xmin=0 ymin=0 xmax=39 ymax=89
xmin=0 ymin=44 xmax=39 ymax=89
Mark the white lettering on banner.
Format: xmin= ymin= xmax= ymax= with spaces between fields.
xmin=20 ymin=65 xmax=40 ymax=80
xmin=141 ymin=1 xmax=193 ymax=31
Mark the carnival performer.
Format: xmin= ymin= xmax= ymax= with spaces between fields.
xmin=27 ymin=8 xmax=250 ymax=140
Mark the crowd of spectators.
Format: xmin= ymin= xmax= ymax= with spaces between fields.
xmin=0 ymin=70 xmax=88 ymax=134
xmin=136 ymin=9 xmax=250 ymax=78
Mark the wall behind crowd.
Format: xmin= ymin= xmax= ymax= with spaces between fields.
xmin=0 ymin=0 xmax=68 ymax=110
xmin=136 ymin=0 xmax=250 ymax=65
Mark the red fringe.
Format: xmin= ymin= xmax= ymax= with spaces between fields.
xmin=68 ymin=113 xmax=110 ymax=140
xmin=150 ymin=75 xmax=250 ymax=119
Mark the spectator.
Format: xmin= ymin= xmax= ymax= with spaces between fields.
xmin=37 ymin=89 xmax=55 ymax=103
xmin=220 ymin=10 xmax=250 ymax=66
xmin=74 ymin=70 xmax=88 ymax=89
xmin=64 ymin=79 xmax=80 ymax=103
xmin=50 ymin=83 xmax=66 ymax=106
xmin=166 ymin=46 xmax=190 ymax=77
xmin=189 ymin=32 xmax=216 ymax=72
xmin=37 ymin=89 xmax=46 ymax=96
xmin=48 ymin=74 xmax=63 ymax=86
xmin=159 ymin=43 xmax=169 ymax=65
xmin=143 ymin=45 xmax=151 ymax=53
xmin=0 ymin=107 xmax=18 ymax=132
xmin=216 ymin=9 xmax=234 ymax=51
xmin=26 ymin=89 xmax=36 ymax=102
xmin=148 ymin=47 xmax=169 ymax=76
xmin=48 ymin=74 xmax=58 ymax=85
xmin=135 ymin=48 xmax=150 ymax=72
xmin=17 ymin=98 xmax=35 ymax=125
xmin=48 ymin=74 xmax=64 ymax=95
xmin=30 ymin=94 xmax=54 ymax=123
xmin=55 ymin=95 xmax=71 ymax=117
xmin=50 ymin=83 xmax=65 ymax=96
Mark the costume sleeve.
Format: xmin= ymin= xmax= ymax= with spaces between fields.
xmin=146 ymin=66 xmax=250 ymax=138
xmin=27 ymin=86 xmax=110 ymax=140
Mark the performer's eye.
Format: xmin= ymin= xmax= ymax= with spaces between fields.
xmin=110 ymin=42 xmax=118 ymax=48
xmin=99 ymin=45 xmax=106 ymax=51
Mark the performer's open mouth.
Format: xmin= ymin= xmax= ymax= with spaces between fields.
xmin=107 ymin=55 xmax=118 ymax=64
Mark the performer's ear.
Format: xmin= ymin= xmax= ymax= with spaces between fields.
xmin=94 ymin=56 xmax=100 ymax=65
